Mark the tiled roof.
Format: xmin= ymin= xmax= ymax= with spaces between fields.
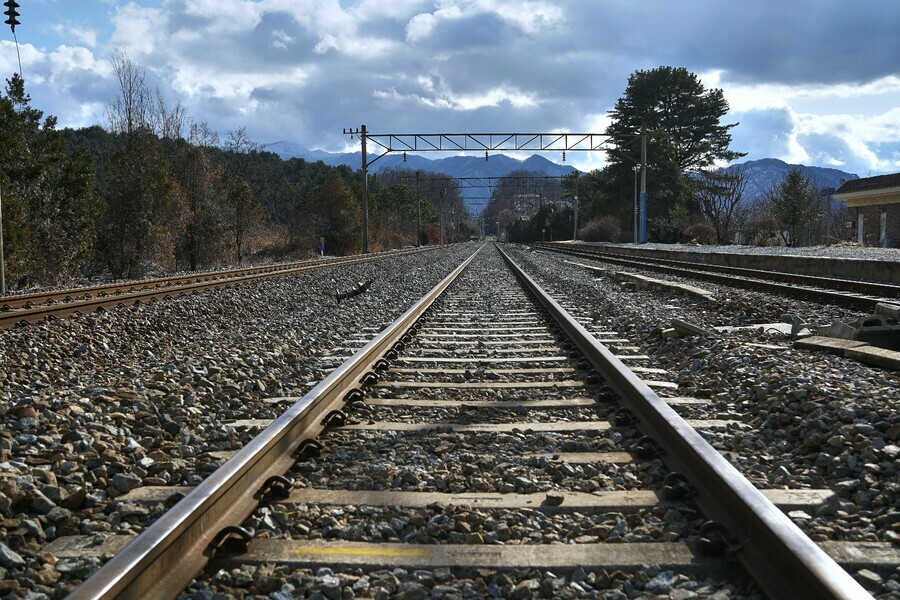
xmin=835 ymin=172 xmax=900 ymax=195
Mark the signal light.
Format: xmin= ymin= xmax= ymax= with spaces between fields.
xmin=4 ymin=0 xmax=19 ymax=32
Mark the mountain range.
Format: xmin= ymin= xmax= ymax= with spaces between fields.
xmin=263 ymin=142 xmax=858 ymax=215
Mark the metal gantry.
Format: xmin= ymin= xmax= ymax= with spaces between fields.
xmin=343 ymin=127 xmax=643 ymax=252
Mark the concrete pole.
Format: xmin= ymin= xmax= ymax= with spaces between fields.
xmin=881 ymin=204 xmax=887 ymax=248
xmin=633 ymin=166 xmax=639 ymax=243
xmin=572 ymin=174 xmax=579 ymax=242
xmin=857 ymin=207 xmax=864 ymax=246
xmin=361 ymin=125 xmax=369 ymax=253
xmin=416 ymin=170 xmax=421 ymax=247
xmin=640 ymin=128 xmax=648 ymax=243
xmin=439 ymin=189 xmax=444 ymax=245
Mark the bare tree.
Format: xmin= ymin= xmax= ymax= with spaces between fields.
xmin=188 ymin=119 xmax=220 ymax=148
xmin=153 ymin=89 xmax=187 ymax=141
xmin=226 ymin=126 xmax=261 ymax=155
xmin=106 ymin=51 xmax=153 ymax=137
xmin=695 ymin=166 xmax=749 ymax=244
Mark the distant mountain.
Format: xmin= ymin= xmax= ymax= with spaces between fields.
xmin=723 ymin=158 xmax=858 ymax=202
xmin=263 ymin=143 xmax=860 ymax=215
xmin=263 ymin=141 xmax=577 ymax=215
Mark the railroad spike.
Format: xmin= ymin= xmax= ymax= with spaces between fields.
xmin=295 ymin=439 xmax=324 ymax=459
xmin=697 ymin=521 xmax=742 ymax=557
xmin=342 ymin=388 xmax=365 ymax=404
xmin=258 ymin=475 xmax=294 ymax=501
xmin=662 ymin=472 xmax=697 ymax=501
xmin=321 ymin=409 xmax=347 ymax=428
xmin=630 ymin=436 xmax=663 ymax=459
xmin=614 ymin=408 xmax=637 ymax=427
xmin=209 ymin=525 xmax=255 ymax=557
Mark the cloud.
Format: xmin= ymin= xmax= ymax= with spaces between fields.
xmin=9 ymin=0 xmax=900 ymax=178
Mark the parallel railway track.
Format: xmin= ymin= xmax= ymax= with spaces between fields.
xmin=55 ymin=244 xmax=883 ymax=599
xmin=534 ymin=243 xmax=900 ymax=312
xmin=0 ymin=247 xmax=435 ymax=328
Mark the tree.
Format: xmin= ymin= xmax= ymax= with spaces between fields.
xmin=100 ymin=133 xmax=184 ymax=277
xmin=767 ymin=169 xmax=823 ymax=246
xmin=0 ymin=74 xmax=104 ymax=283
xmin=223 ymin=176 xmax=266 ymax=264
xmin=695 ymin=166 xmax=749 ymax=244
xmin=605 ymin=66 xmax=744 ymax=239
xmin=174 ymin=145 xmax=224 ymax=270
xmin=302 ymin=172 xmax=361 ymax=255
xmin=106 ymin=51 xmax=154 ymax=137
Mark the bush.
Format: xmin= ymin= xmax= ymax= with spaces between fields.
xmin=683 ymin=222 xmax=716 ymax=244
xmin=376 ymin=230 xmax=406 ymax=250
xmin=578 ymin=217 xmax=622 ymax=242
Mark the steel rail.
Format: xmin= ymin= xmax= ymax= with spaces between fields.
xmin=537 ymin=243 xmax=900 ymax=300
xmin=68 ymin=244 xmax=484 ymax=600
xmin=535 ymin=244 xmax=890 ymax=312
xmin=498 ymin=245 xmax=871 ymax=600
xmin=0 ymin=247 xmax=436 ymax=311
xmin=0 ymin=248 xmax=440 ymax=328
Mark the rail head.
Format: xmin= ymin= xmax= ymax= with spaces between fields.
xmin=68 ymin=244 xmax=484 ymax=600
xmin=497 ymin=245 xmax=871 ymax=600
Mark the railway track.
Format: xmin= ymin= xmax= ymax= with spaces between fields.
xmin=53 ymin=244 xmax=884 ymax=599
xmin=534 ymin=243 xmax=900 ymax=312
xmin=0 ymin=247 xmax=435 ymax=329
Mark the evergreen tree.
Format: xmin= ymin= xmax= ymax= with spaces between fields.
xmin=174 ymin=145 xmax=224 ymax=270
xmin=767 ymin=168 xmax=823 ymax=246
xmin=0 ymin=75 xmax=103 ymax=284
xmin=603 ymin=67 xmax=744 ymax=240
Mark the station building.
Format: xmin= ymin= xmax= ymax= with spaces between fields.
xmin=834 ymin=172 xmax=900 ymax=248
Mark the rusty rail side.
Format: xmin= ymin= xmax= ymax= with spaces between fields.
xmin=499 ymin=246 xmax=871 ymax=600
xmin=68 ymin=245 xmax=483 ymax=600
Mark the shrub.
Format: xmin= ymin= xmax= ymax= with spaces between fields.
xmin=683 ymin=222 xmax=716 ymax=244
xmin=578 ymin=216 xmax=622 ymax=242
xmin=376 ymin=230 xmax=406 ymax=250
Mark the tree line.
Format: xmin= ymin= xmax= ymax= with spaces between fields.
xmin=497 ymin=66 xmax=841 ymax=247
xmin=0 ymin=54 xmax=474 ymax=288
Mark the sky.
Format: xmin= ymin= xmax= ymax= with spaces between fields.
xmin=2 ymin=0 xmax=899 ymax=177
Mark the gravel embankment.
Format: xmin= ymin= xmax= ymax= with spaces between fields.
xmin=506 ymin=244 xmax=900 ymax=597
xmin=0 ymin=244 xmax=477 ymax=598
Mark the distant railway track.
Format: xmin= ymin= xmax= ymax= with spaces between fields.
xmin=0 ymin=247 xmax=436 ymax=328
xmin=55 ymin=243 xmax=879 ymax=599
xmin=534 ymin=242 xmax=900 ymax=312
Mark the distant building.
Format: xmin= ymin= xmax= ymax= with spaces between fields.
xmin=834 ymin=173 xmax=900 ymax=248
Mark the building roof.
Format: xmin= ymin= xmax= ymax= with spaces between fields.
xmin=835 ymin=172 xmax=900 ymax=195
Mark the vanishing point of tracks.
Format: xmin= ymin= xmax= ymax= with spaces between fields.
xmin=58 ymin=244 xmax=877 ymax=599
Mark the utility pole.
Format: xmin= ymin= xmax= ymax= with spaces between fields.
xmin=439 ymin=188 xmax=445 ymax=245
xmin=633 ymin=165 xmax=640 ymax=244
xmin=360 ymin=125 xmax=369 ymax=253
xmin=415 ymin=170 xmax=421 ymax=247
xmin=572 ymin=173 xmax=579 ymax=242
xmin=640 ymin=126 xmax=648 ymax=243
xmin=0 ymin=183 xmax=5 ymax=295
